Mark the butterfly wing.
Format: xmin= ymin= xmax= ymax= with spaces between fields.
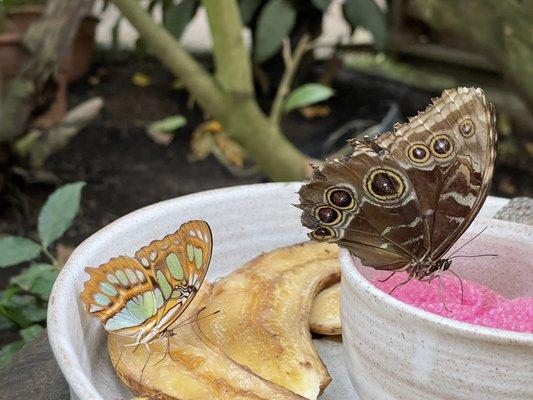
xmin=299 ymin=141 xmax=427 ymax=270
xmin=299 ymin=87 xmax=496 ymax=270
xmin=81 ymin=256 xmax=162 ymax=338
xmin=134 ymin=220 xmax=212 ymax=339
xmin=373 ymin=87 xmax=497 ymax=259
xmin=80 ymin=220 xmax=212 ymax=343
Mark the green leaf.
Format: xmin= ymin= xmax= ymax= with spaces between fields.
xmin=344 ymin=0 xmax=388 ymax=51
xmin=20 ymin=324 xmax=44 ymax=343
xmin=11 ymin=263 xmax=58 ymax=300
xmin=19 ymin=304 xmax=47 ymax=326
xmin=38 ymin=182 xmax=85 ymax=248
xmin=0 ymin=340 xmax=24 ymax=368
xmin=284 ymin=83 xmax=335 ymax=113
xmin=0 ymin=236 xmax=41 ymax=268
xmin=0 ymin=290 xmax=47 ymax=328
xmin=311 ymin=0 xmax=332 ymax=11
xmin=0 ymin=315 xmax=14 ymax=332
xmin=163 ymin=0 xmax=198 ymax=40
xmin=239 ymin=0 xmax=262 ymax=24
xmin=148 ymin=115 xmax=187 ymax=133
xmin=254 ymin=0 xmax=296 ymax=63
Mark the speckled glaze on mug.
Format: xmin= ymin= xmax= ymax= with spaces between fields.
xmin=340 ymin=219 xmax=533 ymax=400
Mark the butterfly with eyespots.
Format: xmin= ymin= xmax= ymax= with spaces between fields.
xmin=80 ymin=220 xmax=212 ymax=345
xmin=298 ymin=87 xmax=497 ymax=281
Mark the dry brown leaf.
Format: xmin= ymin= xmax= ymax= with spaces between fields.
xmin=310 ymin=282 xmax=341 ymax=336
xmin=212 ymin=132 xmax=246 ymax=167
xmin=299 ymin=105 xmax=331 ymax=119
xmin=189 ymin=121 xmax=222 ymax=161
xmin=199 ymin=242 xmax=339 ymax=400
xmin=132 ymin=72 xmax=151 ymax=87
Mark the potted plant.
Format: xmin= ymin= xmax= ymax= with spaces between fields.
xmin=0 ymin=0 xmax=98 ymax=129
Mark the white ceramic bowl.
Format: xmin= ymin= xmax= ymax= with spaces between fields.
xmin=340 ymin=219 xmax=533 ymax=400
xmin=47 ymin=182 xmax=510 ymax=400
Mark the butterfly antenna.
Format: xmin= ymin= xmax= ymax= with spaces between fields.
xmin=438 ymin=275 xmax=451 ymax=312
xmin=449 ymin=253 xmax=498 ymax=260
xmin=131 ymin=341 xmax=142 ymax=353
xmin=389 ymin=274 xmax=413 ymax=295
xmin=447 ymin=227 xmax=487 ymax=258
xmin=378 ymin=271 xmax=396 ymax=283
xmin=174 ymin=308 xmax=221 ymax=332
xmin=449 ymin=269 xmax=464 ymax=305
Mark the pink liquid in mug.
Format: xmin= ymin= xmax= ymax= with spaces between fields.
xmin=372 ymin=272 xmax=533 ymax=333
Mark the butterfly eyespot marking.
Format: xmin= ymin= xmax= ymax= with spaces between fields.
xmin=430 ymin=135 xmax=454 ymax=158
xmin=315 ymin=206 xmax=342 ymax=225
xmin=310 ymin=226 xmax=336 ymax=241
xmin=326 ymin=187 xmax=355 ymax=210
xmin=407 ymin=143 xmax=430 ymax=164
xmin=459 ymin=118 xmax=475 ymax=137
xmin=366 ymin=168 xmax=405 ymax=201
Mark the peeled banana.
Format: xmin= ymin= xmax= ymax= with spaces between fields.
xmin=310 ymin=282 xmax=341 ymax=336
xmin=109 ymin=283 xmax=304 ymax=400
xmin=109 ymin=242 xmax=340 ymax=400
xmin=198 ymin=242 xmax=340 ymax=400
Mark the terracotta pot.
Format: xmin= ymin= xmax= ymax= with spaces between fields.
xmin=0 ymin=5 xmax=98 ymax=83
xmin=0 ymin=6 xmax=98 ymax=127
xmin=0 ymin=31 xmax=24 ymax=83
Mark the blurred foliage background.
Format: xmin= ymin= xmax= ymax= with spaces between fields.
xmin=0 ymin=0 xmax=531 ymax=367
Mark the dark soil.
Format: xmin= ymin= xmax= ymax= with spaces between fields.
xmin=1 ymin=57 xmax=531 ymax=277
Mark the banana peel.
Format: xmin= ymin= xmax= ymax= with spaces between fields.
xmin=309 ymin=282 xmax=341 ymax=336
xmin=109 ymin=283 xmax=304 ymax=400
xmin=198 ymin=242 xmax=340 ymax=400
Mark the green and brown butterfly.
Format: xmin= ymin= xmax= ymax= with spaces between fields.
xmin=80 ymin=220 xmax=212 ymax=345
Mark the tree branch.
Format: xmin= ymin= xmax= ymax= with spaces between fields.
xmin=0 ymin=0 xmax=94 ymax=141
xmin=201 ymin=0 xmax=254 ymax=97
xmin=114 ymin=0 xmax=309 ymax=181
xmin=112 ymin=0 xmax=227 ymax=118
xmin=270 ymin=34 xmax=310 ymax=127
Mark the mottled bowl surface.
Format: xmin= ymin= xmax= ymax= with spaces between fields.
xmin=47 ymin=182 xmax=510 ymax=400
xmin=340 ymin=219 xmax=533 ymax=400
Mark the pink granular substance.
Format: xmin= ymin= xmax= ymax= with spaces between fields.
xmin=371 ymin=273 xmax=533 ymax=333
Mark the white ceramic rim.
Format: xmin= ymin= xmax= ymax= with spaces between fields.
xmin=46 ymin=180 xmax=516 ymax=399
xmin=340 ymin=223 xmax=533 ymax=345
xmin=47 ymin=182 xmax=302 ymax=400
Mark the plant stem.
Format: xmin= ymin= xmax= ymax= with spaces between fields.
xmin=41 ymin=246 xmax=59 ymax=268
xmin=113 ymin=0 xmax=309 ymax=181
xmin=270 ymin=34 xmax=311 ymax=127
xmin=202 ymin=0 xmax=254 ymax=97
xmin=112 ymin=0 xmax=227 ymax=118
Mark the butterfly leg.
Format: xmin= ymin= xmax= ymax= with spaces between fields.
xmin=131 ymin=341 xmax=142 ymax=354
xmin=153 ymin=336 xmax=171 ymax=367
xmin=389 ymin=274 xmax=413 ymax=295
xmin=113 ymin=342 xmax=125 ymax=371
xmin=437 ymin=275 xmax=452 ymax=312
xmin=139 ymin=343 xmax=152 ymax=383
xmin=448 ymin=269 xmax=464 ymax=305
xmin=378 ymin=271 xmax=396 ymax=283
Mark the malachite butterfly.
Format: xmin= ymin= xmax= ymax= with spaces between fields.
xmin=80 ymin=220 xmax=212 ymax=345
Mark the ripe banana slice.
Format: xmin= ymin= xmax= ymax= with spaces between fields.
xmin=310 ymin=282 xmax=341 ymax=335
xmin=109 ymin=283 xmax=304 ymax=400
xmin=198 ymin=242 xmax=339 ymax=400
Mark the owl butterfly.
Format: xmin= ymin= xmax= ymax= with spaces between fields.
xmin=80 ymin=220 xmax=212 ymax=345
xmin=298 ymin=87 xmax=497 ymax=281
